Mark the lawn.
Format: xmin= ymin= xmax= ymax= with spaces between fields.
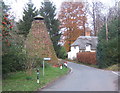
xmin=2 ymin=66 xmax=69 ymax=91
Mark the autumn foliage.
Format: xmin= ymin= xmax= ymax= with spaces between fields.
xmin=77 ymin=52 xmax=97 ymax=65
xmin=58 ymin=2 xmax=87 ymax=51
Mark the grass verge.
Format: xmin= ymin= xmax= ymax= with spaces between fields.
xmin=105 ymin=64 xmax=120 ymax=71
xmin=2 ymin=66 xmax=69 ymax=91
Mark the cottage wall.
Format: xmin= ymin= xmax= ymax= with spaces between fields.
xmin=68 ymin=46 xmax=79 ymax=60
xmin=85 ymin=45 xmax=91 ymax=51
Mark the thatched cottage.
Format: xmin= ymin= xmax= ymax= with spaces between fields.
xmin=68 ymin=31 xmax=98 ymax=60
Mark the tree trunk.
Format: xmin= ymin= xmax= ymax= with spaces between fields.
xmin=92 ymin=2 xmax=96 ymax=36
xmin=106 ymin=16 xmax=108 ymax=41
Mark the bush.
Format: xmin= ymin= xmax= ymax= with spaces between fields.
xmin=2 ymin=45 xmax=27 ymax=76
xmin=26 ymin=56 xmax=50 ymax=70
xmin=33 ymin=57 xmax=50 ymax=68
xmin=57 ymin=46 xmax=67 ymax=59
xmin=77 ymin=52 xmax=97 ymax=65
xmin=26 ymin=76 xmax=32 ymax=80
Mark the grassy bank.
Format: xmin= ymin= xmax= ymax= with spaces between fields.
xmin=2 ymin=66 xmax=69 ymax=91
xmin=105 ymin=64 xmax=120 ymax=71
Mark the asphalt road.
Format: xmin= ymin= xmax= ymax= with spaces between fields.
xmin=40 ymin=62 xmax=119 ymax=91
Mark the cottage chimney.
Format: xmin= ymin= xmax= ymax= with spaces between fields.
xmin=85 ymin=31 xmax=91 ymax=36
xmin=85 ymin=27 xmax=91 ymax=36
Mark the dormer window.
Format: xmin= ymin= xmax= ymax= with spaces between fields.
xmin=74 ymin=46 xmax=76 ymax=49
xmin=85 ymin=44 xmax=91 ymax=51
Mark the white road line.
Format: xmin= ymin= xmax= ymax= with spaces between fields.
xmin=112 ymin=71 xmax=120 ymax=76
xmin=69 ymin=67 xmax=73 ymax=74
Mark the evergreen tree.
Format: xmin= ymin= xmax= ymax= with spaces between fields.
xmin=39 ymin=1 xmax=61 ymax=57
xmin=2 ymin=1 xmax=12 ymax=54
xmin=97 ymin=18 xmax=119 ymax=68
xmin=17 ymin=0 xmax=38 ymax=38
xmin=2 ymin=1 xmax=26 ymax=75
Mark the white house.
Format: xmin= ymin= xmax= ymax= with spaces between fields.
xmin=68 ymin=31 xmax=98 ymax=60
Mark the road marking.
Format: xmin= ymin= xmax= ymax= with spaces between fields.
xmin=69 ymin=67 xmax=73 ymax=74
xmin=112 ymin=71 xmax=120 ymax=76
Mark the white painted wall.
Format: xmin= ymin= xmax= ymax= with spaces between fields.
xmin=68 ymin=46 xmax=79 ymax=60
xmin=90 ymin=50 xmax=96 ymax=52
xmin=68 ymin=45 xmax=96 ymax=60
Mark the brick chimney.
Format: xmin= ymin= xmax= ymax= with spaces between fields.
xmin=85 ymin=31 xmax=91 ymax=36
xmin=85 ymin=27 xmax=91 ymax=36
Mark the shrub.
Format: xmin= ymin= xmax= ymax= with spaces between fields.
xmin=26 ymin=56 xmax=50 ymax=70
xmin=77 ymin=52 xmax=97 ymax=65
xmin=57 ymin=46 xmax=67 ymax=59
xmin=33 ymin=57 xmax=50 ymax=68
xmin=26 ymin=76 xmax=32 ymax=80
xmin=2 ymin=45 xmax=27 ymax=76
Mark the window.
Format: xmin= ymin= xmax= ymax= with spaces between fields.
xmin=85 ymin=44 xmax=91 ymax=51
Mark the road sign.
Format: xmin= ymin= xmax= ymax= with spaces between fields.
xmin=43 ymin=58 xmax=51 ymax=61
xmin=43 ymin=58 xmax=51 ymax=76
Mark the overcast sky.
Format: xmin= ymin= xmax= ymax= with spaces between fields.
xmin=3 ymin=0 xmax=118 ymax=21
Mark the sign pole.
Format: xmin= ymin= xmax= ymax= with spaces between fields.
xmin=43 ymin=60 xmax=44 ymax=76
xmin=43 ymin=58 xmax=51 ymax=76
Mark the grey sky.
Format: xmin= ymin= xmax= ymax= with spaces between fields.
xmin=3 ymin=0 xmax=118 ymax=21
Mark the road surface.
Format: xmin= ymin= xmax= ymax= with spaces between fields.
xmin=40 ymin=62 xmax=119 ymax=91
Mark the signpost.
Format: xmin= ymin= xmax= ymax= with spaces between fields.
xmin=43 ymin=58 xmax=51 ymax=60
xmin=43 ymin=58 xmax=51 ymax=76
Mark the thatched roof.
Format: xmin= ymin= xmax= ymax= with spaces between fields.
xmin=71 ymin=36 xmax=98 ymax=50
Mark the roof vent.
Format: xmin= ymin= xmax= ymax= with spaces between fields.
xmin=34 ymin=15 xmax=44 ymax=20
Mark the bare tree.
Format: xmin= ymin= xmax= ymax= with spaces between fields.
xmin=107 ymin=2 xmax=119 ymax=22
xmin=106 ymin=1 xmax=119 ymax=41
xmin=88 ymin=1 xmax=105 ymax=36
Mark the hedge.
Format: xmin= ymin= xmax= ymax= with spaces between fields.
xmin=77 ymin=52 xmax=97 ymax=65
